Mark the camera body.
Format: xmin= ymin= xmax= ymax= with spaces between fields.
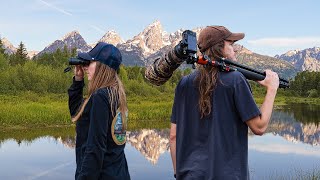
xmin=69 ymin=58 xmax=90 ymax=65
xmin=174 ymin=30 xmax=198 ymax=64
xmin=181 ymin=30 xmax=197 ymax=55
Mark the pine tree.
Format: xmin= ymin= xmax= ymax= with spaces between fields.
xmin=63 ymin=44 xmax=70 ymax=57
xmin=11 ymin=41 xmax=28 ymax=65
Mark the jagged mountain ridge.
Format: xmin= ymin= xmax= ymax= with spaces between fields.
xmin=1 ymin=37 xmax=16 ymax=54
xmin=1 ymin=37 xmax=39 ymax=58
xmin=36 ymin=30 xmax=91 ymax=57
xmin=275 ymin=47 xmax=320 ymax=71
xmin=99 ymin=30 xmax=124 ymax=46
xmin=117 ymin=21 xmax=187 ymax=66
xmin=120 ymin=20 xmax=170 ymax=57
xmin=0 ymin=21 xmax=309 ymax=78
xmin=236 ymin=49 xmax=298 ymax=79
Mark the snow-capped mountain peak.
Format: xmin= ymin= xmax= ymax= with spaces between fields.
xmin=285 ymin=49 xmax=299 ymax=56
xmin=62 ymin=30 xmax=81 ymax=41
xmin=99 ymin=30 xmax=124 ymax=45
xmin=36 ymin=30 xmax=91 ymax=57
xmin=1 ymin=37 xmax=17 ymax=54
xmin=275 ymin=47 xmax=320 ymax=71
xmin=122 ymin=20 xmax=168 ymax=56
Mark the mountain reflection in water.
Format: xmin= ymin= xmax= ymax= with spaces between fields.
xmin=0 ymin=105 xmax=319 ymax=179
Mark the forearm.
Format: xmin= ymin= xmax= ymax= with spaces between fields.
xmin=169 ymin=123 xmax=177 ymax=174
xmin=170 ymin=139 xmax=177 ymax=174
xmin=258 ymin=89 xmax=277 ymax=131
xmin=68 ymin=77 xmax=85 ymax=116
xmin=145 ymin=49 xmax=184 ymax=86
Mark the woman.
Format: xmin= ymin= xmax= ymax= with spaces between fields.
xmin=169 ymin=26 xmax=279 ymax=179
xmin=68 ymin=42 xmax=130 ymax=180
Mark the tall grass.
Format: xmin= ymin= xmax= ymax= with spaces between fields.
xmin=0 ymin=92 xmax=70 ymax=128
xmin=0 ymin=91 xmax=319 ymax=129
xmin=0 ymin=92 xmax=174 ymax=129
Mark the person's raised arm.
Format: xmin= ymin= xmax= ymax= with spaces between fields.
xmin=68 ymin=65 xmax=85 ymax=117
xmin=246 ymin=70 xmax=279 ymax=135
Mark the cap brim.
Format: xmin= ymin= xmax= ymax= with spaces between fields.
xmin=226 ymin=33 xmax=245 ymax=42
xmin=78 ymin=52 xmax=95 ymax=61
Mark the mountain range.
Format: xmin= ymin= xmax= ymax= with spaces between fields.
xmin=2 ymin=20 xmax=320 ymax=78
xmin=275 ymin=47 xmax=320 ymax=71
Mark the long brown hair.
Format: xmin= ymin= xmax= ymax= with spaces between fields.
xmin=195 ymin=41 xmax=225 ymax=119
xmin=72 ymin=62 xmax=127 ymax=130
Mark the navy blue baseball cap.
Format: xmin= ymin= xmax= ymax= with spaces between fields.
xmin=74 ymin=42 xmax=122 ymax=70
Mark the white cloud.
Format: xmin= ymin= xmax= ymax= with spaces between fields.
xmin=37 ymin=0 xmax=73 ymax=16
xmin=249 ymin=143 xmax=320 ymax=157
xmin=26 ymin=161 xmax=73 ymax=180
xmin=247 ymin=37 xmax=320 ymax=47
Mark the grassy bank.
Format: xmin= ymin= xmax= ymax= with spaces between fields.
xmin=0 ymin=92 xmax=319 ymax=129
xmin=0 ymin=92 xmax=173 ymax=129
xmin=0 ymin=92 xmax=70 ymax=128
xmin=255 ymin=95 xmax=320 ymax=106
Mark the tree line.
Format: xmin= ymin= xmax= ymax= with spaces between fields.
xmin=0 ymin=39 xmax=319 ymax=98
xmin=0 ymin=40 xmax=186 ymax=95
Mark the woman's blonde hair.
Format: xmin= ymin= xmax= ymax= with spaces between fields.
xmin=195 ymin=41 xmax=225 ymax=119
xmin=72 ymin=61 xmax=127 ymax=130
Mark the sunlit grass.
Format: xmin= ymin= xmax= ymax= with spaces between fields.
xmin=0 ymin=91 xmax=319 ymax=129
xmin=255 ymin=95 xmax=320 ymax=106
xmin=0 ymin=92 xmax=173 ymax=129
xmin=0 ymin=92 xmax=70 ymax=128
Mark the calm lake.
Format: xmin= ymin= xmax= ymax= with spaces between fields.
xmin=0 ymin=104 xmax=319 ymax=179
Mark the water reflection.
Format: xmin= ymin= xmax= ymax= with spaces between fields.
xmin=48 ymin=129 xmax=171 ymax=165
xmin=0 ymin=104 xmax=319 ymax=179
xmin=268 ymin=104 xmax=320 ymax=146
xmin=126 ymin=129 xmax=170 ymax=164
xmin=58 ymin=136 xmax=76 ymax=149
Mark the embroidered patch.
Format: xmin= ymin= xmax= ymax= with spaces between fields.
xmin=111 ymin=109 xmax=127 ymax=145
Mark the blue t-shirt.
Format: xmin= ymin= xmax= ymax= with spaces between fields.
xmin=171 ymin=71 xmax=261 ymax=180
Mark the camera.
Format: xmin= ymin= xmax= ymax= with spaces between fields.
xmin=181 ymin=30 xmax=197 ymax=54
xmin=145 ymin=30 xmax=198 ymax=85
xmin=174 ymin=30 xmax=198 ymax=64
xmin=69 ymin=57 xmax=90 ymax=65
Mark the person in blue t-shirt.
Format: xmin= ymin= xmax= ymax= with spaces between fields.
xmin=169 ymin=26 xmax=279 ymax=180
xmin=68 ymin=42 xmax=130 ymax=180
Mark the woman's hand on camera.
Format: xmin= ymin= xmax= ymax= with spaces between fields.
xmin=74 ymin=65 xmax=84 ymax=81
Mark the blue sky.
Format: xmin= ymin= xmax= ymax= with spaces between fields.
xmin=0 ymin=0 xmax=319 ymax=56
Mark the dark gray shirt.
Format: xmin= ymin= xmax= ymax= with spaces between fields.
xmin=171 ymin=71 xmax=261 ymax=180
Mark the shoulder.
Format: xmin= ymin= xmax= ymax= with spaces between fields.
xmin=176 ymin=71 xmax=198 ymax=91
xmin=219 ymin=71 xmax=248 ymax=86
xmin=90 ymin=88 xmax=110 ymax=104
xmin=180 ymin=71 xmax=198 ymax=87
